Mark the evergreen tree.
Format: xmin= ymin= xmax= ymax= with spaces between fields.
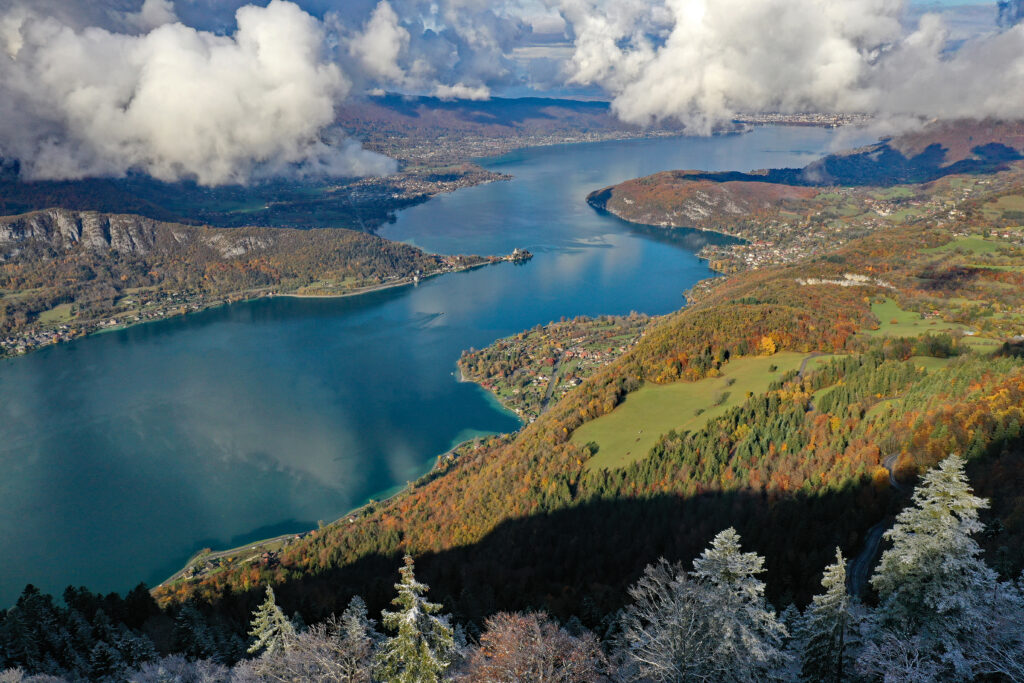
xmin=690 ymin=528 xmax=788 ymax=680
xmin=865 ymin=454 xmax=1000 ymax=679
xmin=340 ymin=595 xmax=380 ymax=649
xmin=617 ymin=529 xmax=787 ymax=682
xmin=88 ymin=640 xmax=123 ymax=680
xmin=796 ymin=548 xmax=852 ymax=683
xmin=871 ymin=455 xmax=996 ymax=630
xmin=247 ymin=586 xmax=295 ymax=657
xmin=374 ymin=555 xmax=454 ymax=683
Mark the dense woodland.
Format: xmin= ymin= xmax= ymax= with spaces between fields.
xmin=130 ymin=211 xmax=1024 ymax=655
xmin=2 ymin=457 xmax=1021 ymax=681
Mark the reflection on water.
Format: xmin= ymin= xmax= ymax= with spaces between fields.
xmin=0 ymin=126 xmax=867 ymax=604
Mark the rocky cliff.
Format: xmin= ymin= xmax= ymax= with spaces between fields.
xmin=0 ymin=209 xmax=276 ymax=260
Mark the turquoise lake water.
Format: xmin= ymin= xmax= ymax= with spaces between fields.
xmin=0 ymin=126 xmax=860 ymax=605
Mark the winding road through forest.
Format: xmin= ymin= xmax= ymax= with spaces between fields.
xmin=847 ymin=454 xmax=903 ymax=596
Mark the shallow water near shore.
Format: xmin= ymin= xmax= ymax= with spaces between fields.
xmin=0 ymin=126 xmax=859 ymax=605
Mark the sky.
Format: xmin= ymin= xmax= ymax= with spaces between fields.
xmin=0 ymin=0 xmax=1021 ymax=184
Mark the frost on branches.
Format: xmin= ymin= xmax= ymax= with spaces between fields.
xmin=861 ymin=454 xmax=1024 ymax=681
xmin=617 ymin=528 xmax=788 ymax=682
xmin=374 ymin=555 xmax=455 ymax=683
xmin=247 ymin=586 xmax=295 ymax=657
xmin=795 ymin=548 xmax=855 ymax=683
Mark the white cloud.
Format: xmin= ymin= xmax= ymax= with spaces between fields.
xmin=558 ymin=0 xmax=1024 ymax=132
xmin=348 ymin=1 xmax=409 ymax=82
xmin=433 ymin=82 xmax=492 ymax=100
xmin=119 ymin=0 xmax=179 ymax=31
xmin=332 ymin=0 xmax=524 ymax=97
xmin=0 ymin=0 xmax=395 ymax=185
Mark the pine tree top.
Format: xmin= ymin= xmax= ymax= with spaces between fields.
xmin=692 ymin=527 xmax=767 ymax=602
xmin=872 ymin=454 xmax=999 ymax=626
xmin=247 ymin=585 xmax=295 ymax=656
xmin=383 ymin=555 xmax=443 ymax=625
xmin=904 ymin=454 xmax=988 ymax=530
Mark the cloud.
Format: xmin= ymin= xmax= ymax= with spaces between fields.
xmin=0 ymin=0 xmax=395 ymax=185
xmin=329 ymin=0 xmax=526 ymax=99
xmin=118 ymin=0 xmax=179 ymax=31
xmin=433 ymin=82 xmax=492 ymax=100
xmin=559 ymin=0 xmax=1024 ymax=133
xmin=4 ymin=0 xmax=1024 ymax=183
xmin=348 ymin=0 xmax=409 ymax=82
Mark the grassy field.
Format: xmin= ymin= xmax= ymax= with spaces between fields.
xmin=37 ymin=303 xmax=75 ymax=324
xmin=982 ymin=194 xmax=1024 ymax=221
xmin=961 ymin=336 xmax=1004 ymax=351
xmin=805 ymin=354 xmax=842 ymax=373
xmin=865 ymin=398 xmax=901 ymax=421
xmin=907 ymin=355 xmax=955 ymax=371
xmin=871 ymin=186 xmax=916 ymax=200
xmin=966 ymin=263 xmax=1024 ymax=272
xmin=575 ymin=353 xmax=805 ymax=471
xmin=864 ymin=298 xmax=972 ymax=338
xmin=922 ymin=236 xmax=1006 ymax=255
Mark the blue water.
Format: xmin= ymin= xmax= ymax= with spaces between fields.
xmin=0 ymin=126 xmax=860 ymax=605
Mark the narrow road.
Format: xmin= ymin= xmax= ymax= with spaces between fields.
xmin=799 ymin=352 xmax=823 ymax=411
xmin=798 ymin=352 xmax=824 ymax=378
xmin=847 ymin=454 xmax=901 ymax=596
xmin=884 ymin=453 xmax=902 ymax=491
xmin=539 ymin=356 xmax=562 ymax=413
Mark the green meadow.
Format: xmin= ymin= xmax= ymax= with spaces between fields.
xmin=575 ymin=353 xmax=805 ymax=471
xmin=922 ymin=236 xmax=1006 ymax=255
xmin=865 ymin=298 xmax=973 ymax=338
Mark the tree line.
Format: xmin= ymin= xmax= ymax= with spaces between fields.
xmin=3 ymin=456 xmax=1021 ymax=681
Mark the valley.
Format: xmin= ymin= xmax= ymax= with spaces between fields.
xmin=5 ymin=0 xmax=1024 ymax=677
xmin=150 ymin=122 xmax=1024 ymax=630
xmin=4 ymin=118 xmax=1024 ymax=681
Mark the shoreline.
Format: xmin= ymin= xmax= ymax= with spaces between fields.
xmin=151 ymin=257 xmax=531 ymax=593
xmin=1 ymin=256 xmax=522 ymax=361
xmin=154 ymin=428 xmax=516 ymax=592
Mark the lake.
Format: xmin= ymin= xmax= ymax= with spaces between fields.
xmin=0 ymin=126 xmax=860 ymax=605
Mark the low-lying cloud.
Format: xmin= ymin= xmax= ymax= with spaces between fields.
xmin=3 ymin=0 xmax=1024 ymax=184
xmin=0 ymin=0 xmax=395 ymax=185
xmin=560 ymin=0 xmax=1024 ymax=132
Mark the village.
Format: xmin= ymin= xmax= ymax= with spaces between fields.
xmin=0 ymin=290 xmax=216 ymax=357
xmin=696 ymin=172 xmax=1022 ymax=273
xmin=458 ymin=313 xmax=651 ymax=420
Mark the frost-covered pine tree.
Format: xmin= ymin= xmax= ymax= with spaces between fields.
xmin=617 ymin=528 xmax=787 ymax=682
xmin=690 ymin=527 xmax=788 ymax=680
xmin=796 ymin=548 xmax=852 ymax=683
xmin=872 ymin=455 xmax=996 ymax=629
xmin=340 ymin=595 xmax=379 ymax=647
xmin=865 ymin=454 xmax=999 ymax=679
xmin=247 ymin=586 xmax=295 ymax=657
xmin=374 ymin=555 xmax=454 ymax=683
xmin=332 ymin=595 xmax=380 ymax=682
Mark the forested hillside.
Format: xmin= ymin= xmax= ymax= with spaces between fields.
xmin=3 ymin=456 xmax=1021 ymax=681
xmin=151 ymin=200 xmax=1024 ymax=627
xmin=0 ymin=209 xmax=482 ymax=355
